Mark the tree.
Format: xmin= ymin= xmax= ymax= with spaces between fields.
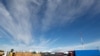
xmin=10 ymin=49 xmax=14 ymax=52
xmin=32 ymin=51 xmax=36 ymax=54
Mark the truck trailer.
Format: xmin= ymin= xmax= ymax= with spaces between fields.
xmin=68 ymin=50 xmax=100 ymax=56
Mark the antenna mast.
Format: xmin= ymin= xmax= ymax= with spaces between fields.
xmin=80 ymin=32 xmax=84 ymax=49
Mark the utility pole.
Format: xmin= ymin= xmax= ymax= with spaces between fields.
xmin=80 ymin=32 xmax=84 ymax=49
xmin=97 ymin=46 xmax=99 ymax=50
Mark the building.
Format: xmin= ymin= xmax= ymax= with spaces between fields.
xmin=0 ymin=50 xmax=4 ymax=56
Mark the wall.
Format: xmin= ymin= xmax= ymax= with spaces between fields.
xmin=15 ymin=52 xmax=42 ymax=56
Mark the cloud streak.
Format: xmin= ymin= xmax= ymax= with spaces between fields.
xmin=0 ymin=1 xmax=32 ymax=44
xmin=41 ymin=0 xmax=100 ymax=31
xmin=50 ymin=40 xmax=100 ymax=52
xmin=0 ymin=0 xmax=100 ymax=51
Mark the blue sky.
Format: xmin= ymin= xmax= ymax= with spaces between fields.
xmin=0 ymin=0 xmax=100 ymax=52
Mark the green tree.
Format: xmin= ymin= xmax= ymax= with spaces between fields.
xmin=10 ymin=49 xmax=14 ymax=52
xmin=32 ymin=51 xmax=36 ymax=54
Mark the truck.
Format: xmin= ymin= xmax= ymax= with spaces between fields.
xmin=68 ymin=50 xmax=100 ymax=56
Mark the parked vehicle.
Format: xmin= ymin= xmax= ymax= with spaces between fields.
xmin=68 ymin=50 xmax=100 ymax=56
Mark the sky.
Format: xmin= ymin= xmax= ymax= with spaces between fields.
xmin=0 ymin=0 xmax=100 ymax=52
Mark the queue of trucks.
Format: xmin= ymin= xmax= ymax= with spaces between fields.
xmin=0 ymin=50 xmax=100 ymax=56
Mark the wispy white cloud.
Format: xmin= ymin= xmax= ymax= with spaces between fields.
xmin=0 ymin=37 xmax=58 ymax=52
xmin=50 ymin=40 xmax=100 ymax=52
xmin=0 ymin=40 xmax=100 ymax=52
xmin=0 ymin=0 xmax=44 ymax=44
xmin=0 ymin=0 xmax=100 ymax=51
xmin=41 ymin=0 xmax=100 ymax=32
xmin=0 ymin=0 xmax=55 ymax=51
xmin=0 ymin=2 xmax=32 ymax=44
